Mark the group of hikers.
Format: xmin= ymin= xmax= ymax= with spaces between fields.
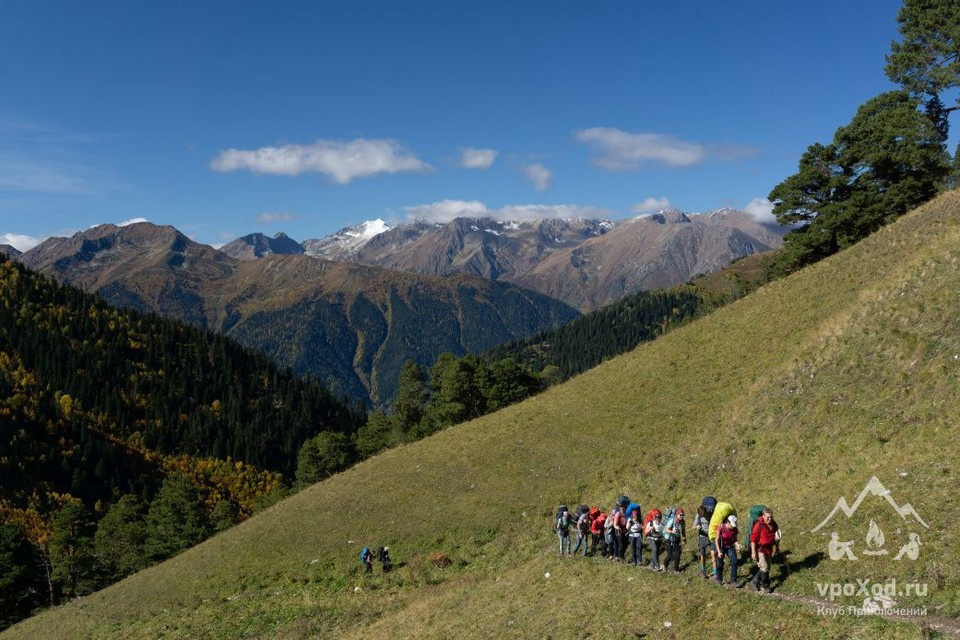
xmin=360 ymin=545 xmax=393 ymax=573
xmin=554 ymin=496 xmax=781 ymax=593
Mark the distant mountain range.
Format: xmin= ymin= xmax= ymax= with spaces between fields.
xmin=220 ymin=231 xmax=304 ymax=260
xmin=231 ymin=208 xmax=783 ymax=311
xmin=19 ymin=222 xmax=578 ymax=406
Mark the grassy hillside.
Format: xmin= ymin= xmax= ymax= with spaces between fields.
xmin=9 ymin=192 xmax=960 ymax=638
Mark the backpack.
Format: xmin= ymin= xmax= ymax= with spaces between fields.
xmin=707 ymin=502 xmax=736 ymax=542
xmin=617 ymin=495 xmax=631 ymax=510
xmin=701 ymin=496 xmax=717 ymax=517
xmin=555 ymin=504 xmax=568 ymax=530
xmin=625 ymin=502 xmax=641 ymax=519
xmin=662 ymin=508 xmax=678 ymax=542
xmin=746 ymin=504 xmax=767 ymax=547
xmin=360 ymin=547 xmax=371 ymax=563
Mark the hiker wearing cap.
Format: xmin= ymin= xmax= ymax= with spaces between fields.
xmin=714 ymin=515 xmax=742 ymax=586
xmin=556 ymin=510 xmax=573 ymax=555
xmin=750 ymin=508 xmax=780 ymax=593
xmin=663 ymin=508 xmax=686 ymax=572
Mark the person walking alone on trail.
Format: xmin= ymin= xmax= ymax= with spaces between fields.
xmin=573 ymin=508 xmax=590 ymax=557
xmin=645 ymin=510 xmax=665 ymax=571
xmin=664 ymin=508 xmax=686 ymax=572
xmin=556 ymin=509 xmax=573 ymax=555
xmin=715 ymin=515 xmax=742 ymax=586
xmin=694 ymin=506 xmax=713 ymax=578
xmin=750 ymin=508 xmax=779 ymax=593
xmin=627 ymin=509 xmax=644 ymax=566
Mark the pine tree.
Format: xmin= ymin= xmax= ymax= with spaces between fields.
xmin=144 ymin=475 xmax=211 ymax=561
xmin=93 ymin=494 xmax=148 ymax=584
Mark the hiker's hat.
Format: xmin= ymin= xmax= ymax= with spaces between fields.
xmin=728 ymin=515 xmax=738 ymax=526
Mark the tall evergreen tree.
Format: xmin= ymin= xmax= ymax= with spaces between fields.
xmin=93 ymin=494 xmax=148 ymax=584
xmin=144 ymin=475 xmax=211 ymax=561
xmin=769 ymin=91 xmax=951 ymax=274
xmin=394 ymin=360 xmax=427 ymax=435
xmin=0 ymin=525 xmax=43 ymax=630
xmin=48 ymin=502 xmax=96 ymax=599
xmin=295 ymin=431 xmax=355 ymax=487
xmin=886 ymin=0 xmax=960 ymax=137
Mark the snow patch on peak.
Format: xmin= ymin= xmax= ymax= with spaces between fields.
xmin=345 ymin=219 xmax=390 ymax=239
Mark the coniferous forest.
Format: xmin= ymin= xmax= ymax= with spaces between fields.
xmin=0 ymin=255 xmax=363 ymax=625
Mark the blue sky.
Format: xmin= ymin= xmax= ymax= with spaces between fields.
xmin=0 ymin=0 xmax=914 ymax=251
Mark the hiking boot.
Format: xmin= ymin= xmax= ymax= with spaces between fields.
xmin=765 ymin=585 xmax=774 ymax=594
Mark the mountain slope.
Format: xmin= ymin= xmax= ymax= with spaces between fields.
xmin=10 ymin=192 xmax=960 ymax=639
xmin=20 ymin=223 xmax=578 ymax=406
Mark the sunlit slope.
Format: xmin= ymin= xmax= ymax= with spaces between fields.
xmin=10 ymin=192 xmax=960 ymax=639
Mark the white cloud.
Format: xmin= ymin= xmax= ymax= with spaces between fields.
xmin=404 ymin=200 xmax=488 ymax=222
xmin=744 ymin=197 xmax=776 ymax=223
xmin=0 ymin=233 xmax=42 ymax=252
xmin=575 ymin=127 xmax=708 ymax=170
xmin=522 ymin=163 xmax=552 ymax=191
xmin=210 ymin=138 xmax=432 ymax=184
xmin=459 ymin=147 xmax=499 ymax=169
xmin=403 ymin=199 xmax=611 ymax=223
xmin=117 ymin=217 xmax=149 ymax=227
xmin=631 ymin=197 xmax=673 ymax=215
xmin=256 ymin=212 xmax=296 ymax=224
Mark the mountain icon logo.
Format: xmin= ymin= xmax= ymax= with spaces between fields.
xmin=811 ymin=476 xmax=929 ymax=533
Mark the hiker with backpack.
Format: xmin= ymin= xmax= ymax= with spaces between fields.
xmin=573 ymin=507 xmax=591 ymax=557
xmin=556 ymin=509 xmax=573 ymax=555
xmin=360 ymin=546 xmax=374 ymax=573
xmin=626 ymin=509 xmax=644 ymax=566
xmin=590 ymin=509 xmax=607 ymax=556
xmin=377 ymin=546 xmax=393 ymax=572
xmin=644 ymin=509 xmax=665 ymax=571
xmin=714 ymin=515 xmax=742 ymax=586
xmin=663 ymin=508 xmax=686 ymax=572
xmin=750 ymin=508 xmax=780 ymax=593
xmin=693 ymin=505 xmax=713 ymax=578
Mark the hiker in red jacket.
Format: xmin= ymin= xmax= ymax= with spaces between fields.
xmin=750 ymin=508 xmax=780 ymax=593
xmin=590 ymin=511 xmax=607 ymax=556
